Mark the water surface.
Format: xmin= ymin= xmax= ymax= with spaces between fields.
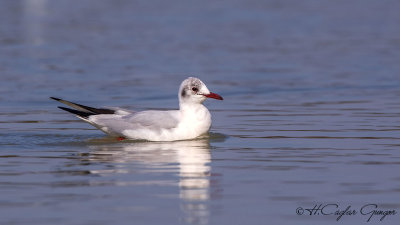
xmin=1 ymin=0 xmax=400 ymax=224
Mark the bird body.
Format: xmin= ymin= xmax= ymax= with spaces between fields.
xmin=51 ymin=77 xmax=223 ymax=141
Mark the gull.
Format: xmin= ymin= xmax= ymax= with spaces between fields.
xmin=50 ymin=77 xmax=223 ymax=141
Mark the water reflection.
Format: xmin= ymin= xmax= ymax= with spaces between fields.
xmin=23 ymin=0 xmax=48 ymax=45
xmin=87 ymin=138 xmax=212 ymax=225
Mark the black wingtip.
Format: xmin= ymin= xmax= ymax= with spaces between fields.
xmin=50 ymin=97 xmax=61 ymax=101
xmin=51 ymin=97 xmax=116 ymax=115
xmin=57 ymin=106 xmax=93 ymax=118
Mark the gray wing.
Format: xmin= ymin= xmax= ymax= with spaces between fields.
xmin=50 ymin=97 xmax=180 ymax=137
xmin=125 ymin=110 xmax=180 ymax=129
xmin=88 ymin=110 xmax=180 ymax=135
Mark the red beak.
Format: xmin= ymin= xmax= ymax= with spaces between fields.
xmin=204 ymin=92 xmax=223 ymax=100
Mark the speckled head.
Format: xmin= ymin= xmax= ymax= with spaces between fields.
xmin=178 ymin=77 xmax=223 ymax=105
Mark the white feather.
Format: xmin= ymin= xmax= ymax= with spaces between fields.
xmin=71 ymin=77 xmax=222 ymax=141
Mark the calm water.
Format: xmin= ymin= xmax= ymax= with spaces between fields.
xmin=1 ymin=0 xmax=400 ymax=224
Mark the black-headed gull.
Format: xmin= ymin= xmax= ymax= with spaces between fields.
xmin=51 ymin=77 xmax=223 ymax=141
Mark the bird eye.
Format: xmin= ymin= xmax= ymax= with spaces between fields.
xmin=192 ymin=87 xmax=198 ymax=92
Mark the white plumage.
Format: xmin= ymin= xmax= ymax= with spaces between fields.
xmin=51 ymin=77 xmax=223 ymax=141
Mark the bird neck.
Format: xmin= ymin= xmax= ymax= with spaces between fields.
xmin=179 ymin=102 xmax=206 ymax=114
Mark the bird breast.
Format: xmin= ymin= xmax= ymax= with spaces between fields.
xmin=179 ymin=104 xmax=212 ymax=136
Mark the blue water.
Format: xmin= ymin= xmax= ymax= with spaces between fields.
xmin=1 ymin=0 xmax=400 ymax=224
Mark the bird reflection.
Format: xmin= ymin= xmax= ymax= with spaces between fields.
xmin=86 ymin=137 xmax=212 ymax=225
